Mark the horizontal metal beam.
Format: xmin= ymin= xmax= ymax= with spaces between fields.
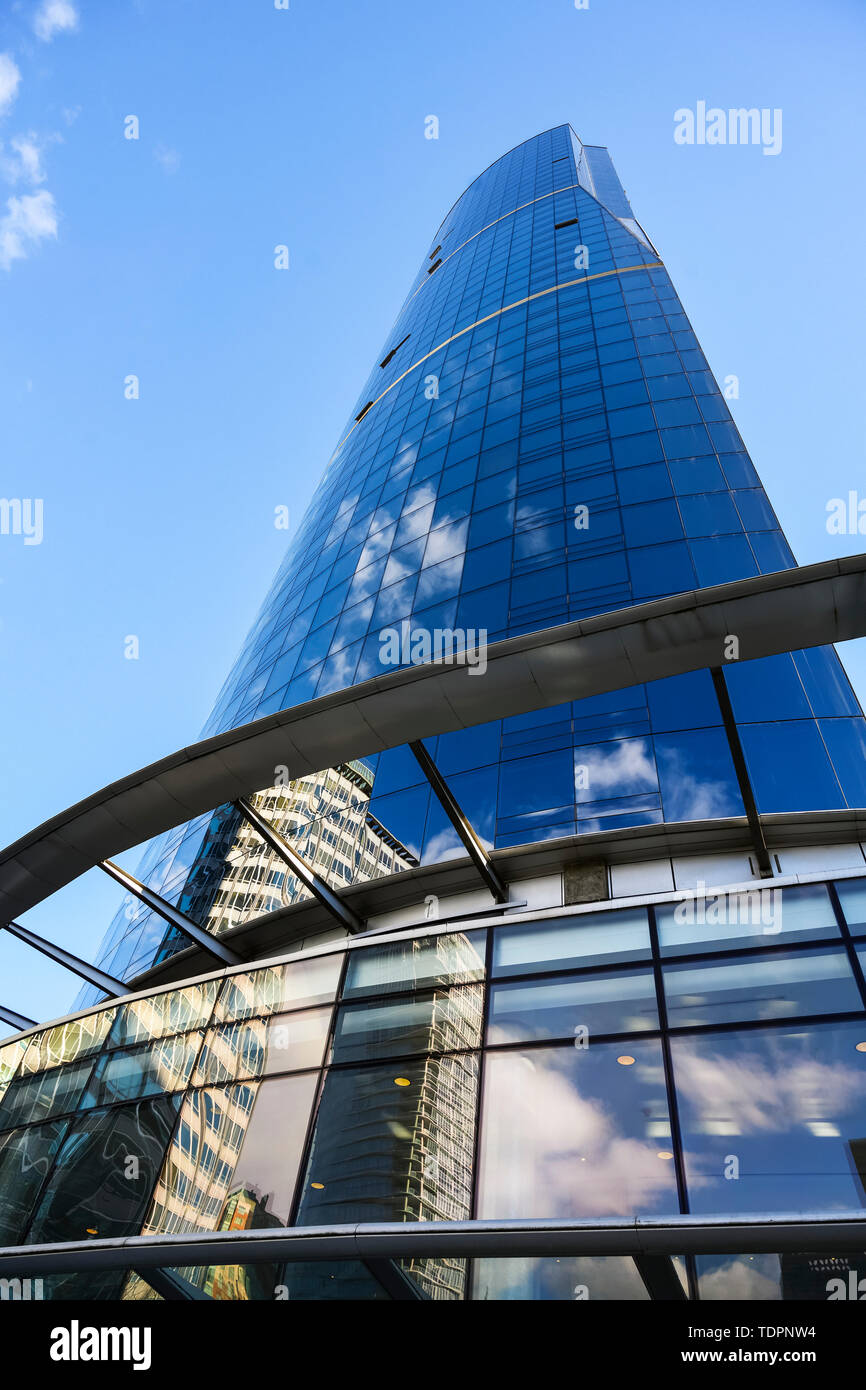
xmin=233 ymin=798 xmax=364 ymax=934
xmin=0 ymin=1004 xmax=36 ymax=1032
xmin=409 ymin=740 xmax=508 ymax=903
xmin=1 ymin=1212 xmax=865 ymax=1278
xmin=2 ymin=920 xmax=125 ymax=998
xmin=98 ymin=860 xmax=242 ymax=967
xmin=0 ymin=555 xmax=864 ymax=922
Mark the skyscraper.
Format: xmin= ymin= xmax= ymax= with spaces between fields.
xmin=89 ymin=124 xmax=866 ymax=986
xmin=3 ymin=127 xmax=866 ymax=1303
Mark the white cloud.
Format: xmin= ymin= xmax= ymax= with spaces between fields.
xmin=2 ymin=132 xmax=48 ymax=185
xmin=0 ymin=54 xmax=21 ymax=115
xmin=0 ymin=189 xmax=58 ymax=270
xmin=34 ymin=0 xmax=79 ymax=42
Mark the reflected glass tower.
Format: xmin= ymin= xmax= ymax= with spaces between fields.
xmin=89 ymin=124 xmax=866 ymax=987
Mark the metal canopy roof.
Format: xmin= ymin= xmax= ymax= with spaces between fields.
xmin=1 ymin=554 xmax=864 ymax=923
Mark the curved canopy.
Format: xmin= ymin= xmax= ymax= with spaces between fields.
xmin=1 ymin=554 xmax=864 ymax=922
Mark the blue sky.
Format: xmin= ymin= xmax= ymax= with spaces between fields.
xmin=1 ymin=0 xmax=865 ymax=1027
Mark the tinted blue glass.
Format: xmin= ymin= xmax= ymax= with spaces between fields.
xmin=478 ymin=1038 xmax=678 ymax=1219
xmin=87 ymin=126 xmax=866 ymax=988
xmin=679 ymin=492 xmax=741 ymax=537
xmin=673 ymin=1022 xmax=866 ymax=1215
xmin=647 ymin=670 xmax=721 ymax=732
xmin=492 ymin=908 xmax=651 ymax=976
xmin=654 ymin=729 xmax=743 ymax=821
xmin=629 ymin=542 xmax=696 ymax=598
xmin=488 ymin=968 xmax=659 ymax=1042
xmin=657 ymin=882 xmax=840 ymax=957
xmin=615 ymin=463 xmax=673 ymax=504
xmin=690 ymin=534 xmax=758 ymax=586
xmin=621 ymin=499 xmax=683 ymax=546
xmin=499 ymin=750 xmax=574 ymax=816
xmin=835 ymin=879 xmax=866 ymax=935
xmin=740 ymin=723 xmax=845 ymax=813
xmin=819 ymin=720 xmax=866 ymax=807
xmin=663 ymin=948 xmax=860 ymax=1028
xmin=724 ymin=655 xmax=811 ymax=722
xmin=794 ymin=647 xmax=861 ymax=717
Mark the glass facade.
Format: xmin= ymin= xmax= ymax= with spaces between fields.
xmin=3 ymin=877 xmax=866 ymax=1299
xmin=79 ymin=124 xmax=865 ymax=989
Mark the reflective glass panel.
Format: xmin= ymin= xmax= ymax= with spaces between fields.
xmin=672 ymin=1020 xmax=866 ymax=1214
xmin=122 ymin=1260 xmax=391 ymax=1302
xmin=0 ymin=1039 xmax=27 ymax=1100
xmin=26 ymin=1095 xmax=181 ymax=1244
xmin=296 ymin=1054 xmax=479 ymax=1248
xmin=663 ymin=949 xmax=861 ymax=1028
xmin=472 ymin=1255 xmax=651 ymax=1301
xmin=332 ymin=985 xmax=483 ymax=1064
xmin=0 ymin=1120 xmax=68 ymax=1243
xmin=657 ymin=883 xmax=840 ymax=957
xmin=695 ymin=1251 xmax=866 ymax=1301
xmin=194 ymin=1007 xmax=332 ymax=1084
xmin=0 ymin=1057 xmax=95 ymax=1131
xmin=83 ymin=1031 xmax=204 ymax=1107
xmin=477 ymin=1039 xmax=678 ymax=1219
xmin=20 ymin=1011 xmax=116 ymax=1073
xmin=492 ymin=909 xmax=651 ymax=978
xmin=108 ymin=981 xmax=219 ymax=1047
xmin=215 ymin=953 xmax=343 ymax=1021
xmin=836 ymin=879 xmax=866 ymax=936
xmin=488 ymin=969 xmax=659 ymax=1043
xmin=145 ymin=1074 xmax=319 ymax=1241
xmin=342 ymin=930 xmax=485 ymax=999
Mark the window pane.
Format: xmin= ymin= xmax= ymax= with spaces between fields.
xmin=83 ymin=1032 xmax=204 ymax=1107
xmin=296 ymin=1053 xmax=479 ymax=1240
xmin=145 ymin=1075 xmax=318 ymax=1249
xmin=836 ymin=879 xmax=866 ymax=936
xmin=656 ymin=883 xmax=840 ymax=957
xmin=0 ymin=1057 xmax=95 ymax=1131
xmin=194 ymin=1008 xmax=332 ymax=1084
xmin=0 ymin=1040 xmax=27 ymax=1100
xmin=672 ymin=1020 xmax=866 ymax=1214
xmin=488 ymin=969 xmax=658 ymax=1043
xmin=332 ymin=985 xmax=483 ymax=1064
xmin=259 ymin=1261 xmax=390 ymax=1302
xmin=215 ymin=953 xmax=343 ymax=1022
xmin=476 ymin=1039 xmax=678 ymax=1219
xmin=740 ymin=722 xmax=845 ymax=813
xmin=492 ymin=909 xmax=651 ymax=977
xmin=20 ymin=1011 xmax=116 ymax=1073
xmin=342 ymin=930 xmax=485 ymax=999
xmin=0 ymin=1120 xmax=68 ymax=1243
xmin=27 ymin=1095 xmax=181 ymax=1244
xmin=109 ymin=981 xmax=220 ymax=1047
xmin=663 ymin=949 xmax=860 ymax=1029
xmin=695 ymin=1251 xmax=866 ymax=1301
xmin=472 ymin=1255 xmax=651 ymax=1301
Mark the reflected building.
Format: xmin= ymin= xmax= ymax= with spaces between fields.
xmin=163 ymin=762 xmax=418 ymax=954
